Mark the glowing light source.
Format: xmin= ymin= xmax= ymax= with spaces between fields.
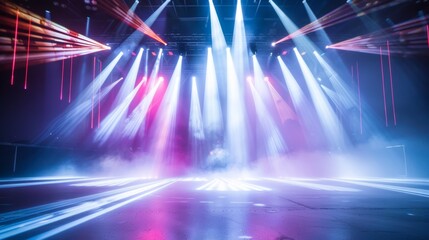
xmin=0 ymin=2 xmax=110 ymax=68
xmin=293 ymin=47 xmax=348 ymax=149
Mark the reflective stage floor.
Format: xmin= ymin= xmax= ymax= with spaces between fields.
xmin=1 ymin=177 xmax=429 ymax=239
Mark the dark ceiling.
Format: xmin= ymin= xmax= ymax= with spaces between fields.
xmin=11 ymin=0 xmax=429 ymax=63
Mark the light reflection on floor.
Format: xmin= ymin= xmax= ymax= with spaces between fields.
xmin=1 ymin=177 xmax=429 ymax=239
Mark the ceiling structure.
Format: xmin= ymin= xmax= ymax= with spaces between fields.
xmin=9 ymin=0 xmax=429 ymax=68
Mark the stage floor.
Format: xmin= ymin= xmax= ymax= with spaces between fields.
xmin=1 ymin=177 xmax=429 ymax=239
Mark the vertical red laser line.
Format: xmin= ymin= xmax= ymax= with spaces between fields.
xmin=91 ymin=57 xmax=96 ymax=129
xmin=98 ymin=61 xmax=102 ymax=128
xmin=379 ymin=47 xmax=388 ymax=127
xmin=68 ymin=57 xmax=73 ymax=103
xmin=387 ymin=40 xmax=397 ymax=126
xmin=11 ymin=10 xmax=19 ymax=85
xmin=356 ymin=61 xmax=362 ymax=135
xmin=60 ymin=59 xmax=64 ymax=100
xmin=24 ymin=19 xmax=31 ymax=90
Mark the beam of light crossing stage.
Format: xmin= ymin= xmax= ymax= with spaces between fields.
xmin=95 ymin=78 xmax=146 ymax=145
xmin=302 ymin=0 xmax=332 ymax=47
xmin=37 ymin=52 xmax=123 ymax=142
xmin=0 ymin=179 xmax=176 ymax=240
xmin=147 ymin=48 xmax=163 ymax=90
xmin=327 ymin=15 xmax=429 ymax=55
xmin=277 ymin=56 xmax=323 ymax=146
xmin=226 ymin=48 xmax=249 ymax=167
xmin=190 ymin=77 xmax=205 ymax=140
xmin=252 ymin=55 xmax=271 ymax=105
xmin=122 ymin=77 xmax=164 ymax=139
xmin=232 ymin=0 xmax=249 ymax=81
xmin=333 ymin=179 xmax=429 ymax=198
xmin=269 ymin=0 xmax=322 ymax=59
xmin=203 ymin=48 xmax=223 ymax=136
xmin=274 ymin=0 xmax=410 ymax=44
xmin=0 ymin=2 xmax=110 ymax=69
xmin=114 ymin=48 xmax=144 ymax=106
xmin=293 ymin=48 xmax=348 ymax=149
xmin=313 ymin=51 xmax=356 ymax=111
xmin=145 ymin=0 xmax=171 ymax=27
xmin=266 ymin=178 xmax=360 ymax=192
xmin=208 ymin=0 xmax=228 ymax=93
xmin=150 ymin=56 xmax=183 ymax=165
xmin=247 ymin=78 xmax=287 ymax=159
xmin=190 ymin=76 xmax=205 ymax=167
xmin=209 ymin=0 xmax=227 ymax=53
xmin=265 ymin=80 xmax=297 ymax=125
xmin=0 ymin=179 xmax=165 ymax=224
xmin=97 ymin=0 xmax=167 ymax=45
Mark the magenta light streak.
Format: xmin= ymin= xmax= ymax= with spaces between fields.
xmin=24 ymin=19 xmax=31 ymax=90
xmin=379 ymin=47 xmax=388 ymax=127
xmin=356 ymin=62 xmax=362 ymax=135
xmin=68 ymin=57 xmax=73 ymax=103
xmin=60 ymin=59 xmax=64 ymax=100
xmin=10 ymin=9 xmax=19 ymax=85
xmin=387 ymin=40 xmax=397 ymax=126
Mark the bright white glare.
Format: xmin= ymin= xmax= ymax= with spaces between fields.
xmin=226 ymin=49 xmax=249 ymax=167
xmin=232 ymin=0 xmax=249 ymax=80
xmin=39 ymin=52 xmax=123 ymax=140
xmin=149 ymin=56 xmax=183 ymax=164
xmin=196 ymin=178 xmax=271 ymax=191
xmin=122 ymin=78 xmax=163 ymax=139
xmin=267 ymin=178 xmax=360 ymax=191
xmin=313 ymin=51 xmax=356 ymax=110
xmin=208 ymin=0 xmax=227 ymax=55
xmin=271 ymin=42 xmax=276 ymax=47
xmin=18 ymin=180 xmax=176 ymax=240
xmin=147 ymin=48 xmax=163 ymax=89
xmin=113 ymin=48 xmax=144 ymax=106
xmin=95 ymin=79 xmax=146 ymax=144
xmin=293 ymin=47 xmax=347 ymax=149
xmin=248 ymin=79 xmax=287 ymax=157
xmin=189 ymin=77 xmax=205 ymax=139
xmin=203 ymin=47 xmax=223 ymax=136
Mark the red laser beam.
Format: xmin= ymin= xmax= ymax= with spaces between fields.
xmin=24 ymin=18 xmax=31 ymax=89
xmin=327 ymin=16 xmax=429 ymax=55
xmin=97 ymin=0 xmax=167 ymax=45
xmin=275 ymin=0 xmax=409 ymax=44
xmin=10 ymin=9 xmax=19 ymax=85
xmin=0 ymin=2 xmax=110 ymax=69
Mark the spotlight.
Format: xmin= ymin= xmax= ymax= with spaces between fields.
xmin=271 ymin=42 xmax=276 ymax=47
xmin=264 ymin=77 xmax=269 ymax=82
xmin=246 ymin=76 xmax=252 ymax=82
xmin=151 ymin=51 xmax=157 ymax=56
xmin=158 ymin=76 xmax=164 ymax=82
xmin=167 ymin=51 xmax=174 ymax=56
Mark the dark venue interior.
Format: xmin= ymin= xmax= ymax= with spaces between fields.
xmin=0 ymin=0 xmax=429 ymax=239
